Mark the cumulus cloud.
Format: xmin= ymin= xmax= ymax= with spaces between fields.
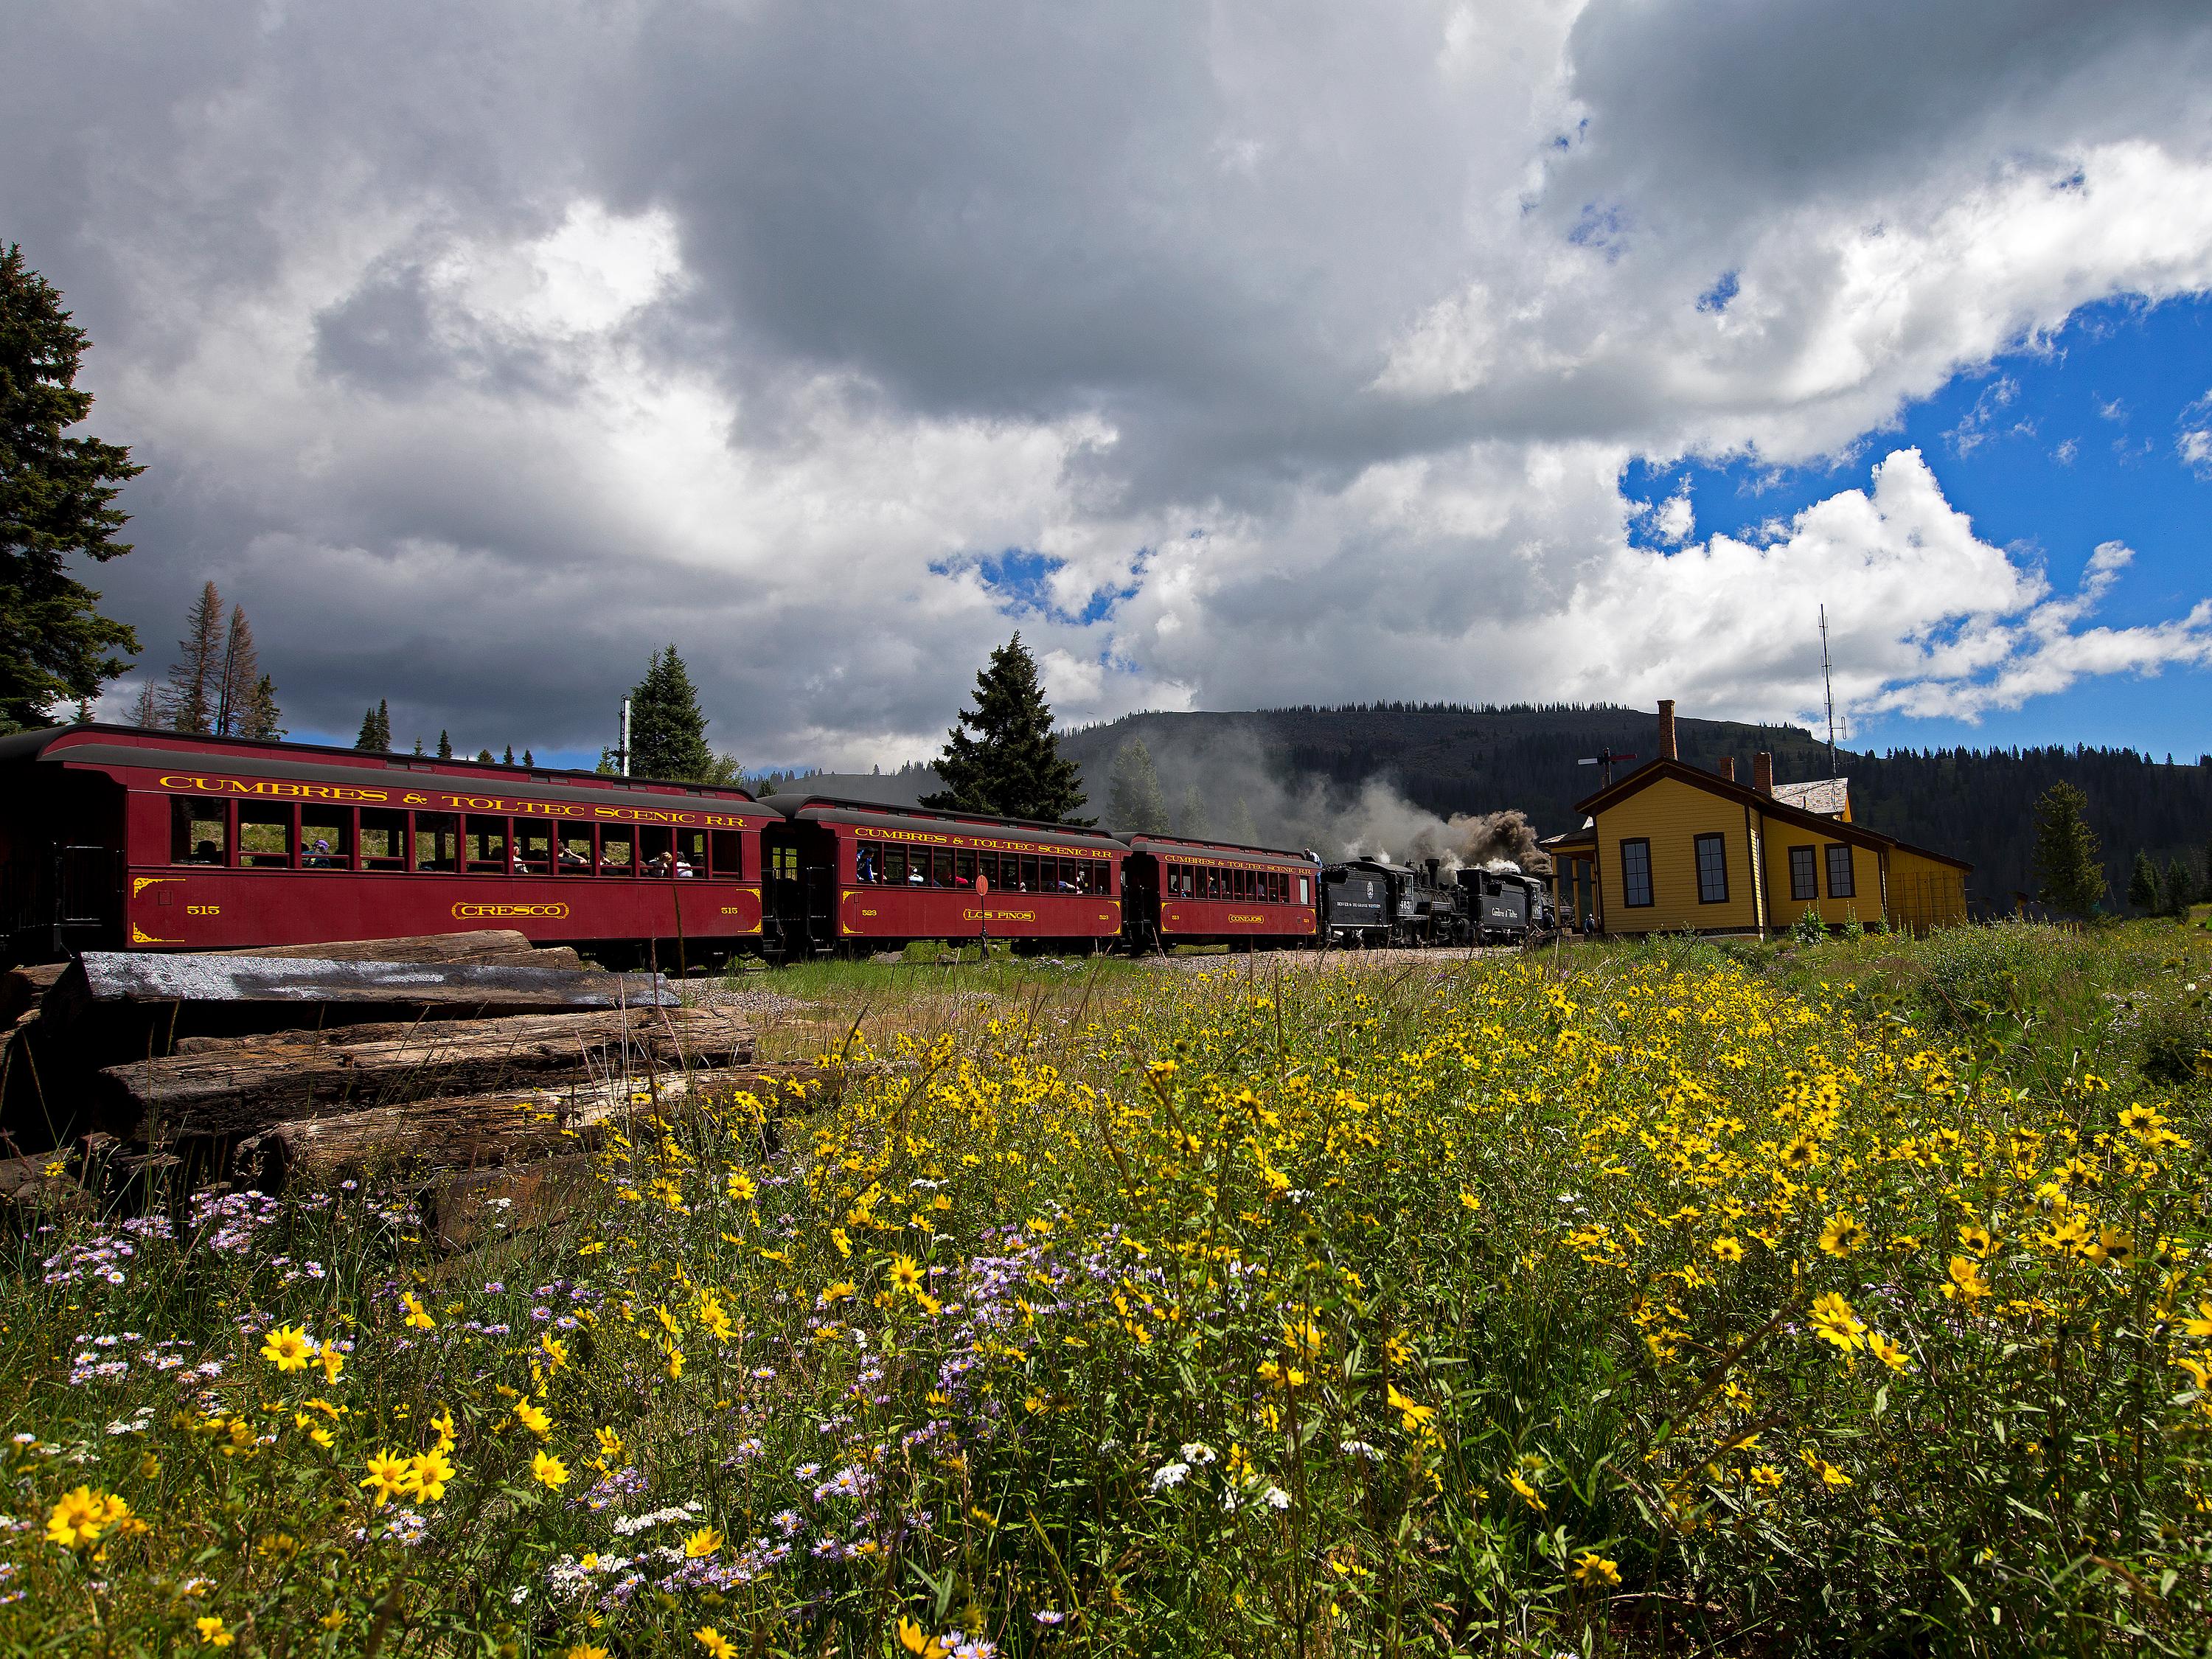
xmin=4 ymin=0 xmax=2211 ymax=762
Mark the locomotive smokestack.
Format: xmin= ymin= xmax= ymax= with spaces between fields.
xmin=1753 ymin=751 xmax=1774 ymax=796
xmin=1658 ymin=699 xmax=1677 ymax=760
xmin=1719 ymin=757 xmax=1736 ymax=783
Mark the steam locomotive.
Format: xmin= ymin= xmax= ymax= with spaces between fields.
xmin=1318 ymin=858 xmax=1554 ymax=949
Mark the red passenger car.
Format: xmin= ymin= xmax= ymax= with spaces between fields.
xmin=0 ymin=726 xmax=776 ymax=967
xmin=1118 ymin=834 xmax=1320 ymax=948
xmin=760 ymin=796 xmax=1124 ymax=956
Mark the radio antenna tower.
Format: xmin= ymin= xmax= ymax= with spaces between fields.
xmin=1819 ymin=604 xmax=1838 ymax=779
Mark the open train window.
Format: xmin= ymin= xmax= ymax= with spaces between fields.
xmin=599 ymin=829 xmax=635 ymax=875
xmin=513 ymin=824 xmax=554 ymax=875
xmin=465 ymin=815 xmax=510 ymax=874
xmin=932 ymin=849 xmax=955 ymax=888
xmin=360 ymin=808 xmax=407 ymax=871
xmin=880 ymin=846 xmax=908 ymax=885
xmin=1298 ymin=874 xmax=1310 ymax=905
xmin=675 ymin=828 xmax=708 ymax=877
xmin=639 ymin=827 xmax=689 ymax=876
xmin=954 ymin=849 xmax=975 ymax=887
xmin=558 ymin=830 xmax=594 ymax=874
xmin=300 ymin=807 xmax=352 ymax=871
xmin=1018 ymin=855 xmax=1038 ymax=892
xmin=414 ymin=813 xmax=459 ymax=872
xmin=711 ymin=830 xmax=743 ymax=878
xmin=170 ymin=796 xmax=229 ymax=865
xmin=238 ymin=802 xmax=293 ymax=869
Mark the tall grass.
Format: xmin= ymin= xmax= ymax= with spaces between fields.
xmin=4 ymin=927 xmax=2211 ymax=1655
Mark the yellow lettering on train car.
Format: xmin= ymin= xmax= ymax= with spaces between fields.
xmin=451 ymin=902 xmax=570 ymax=920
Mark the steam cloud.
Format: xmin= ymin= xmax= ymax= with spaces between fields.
xmin=1083 ymin=723 xmax=1554 ymax=874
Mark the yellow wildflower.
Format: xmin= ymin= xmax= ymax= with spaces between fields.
xmin=260 ymin=1324 xmax=314 ymax=1371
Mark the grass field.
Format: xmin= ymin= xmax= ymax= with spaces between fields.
xmin=5 ymin=917 xmax=2212 ymax=1656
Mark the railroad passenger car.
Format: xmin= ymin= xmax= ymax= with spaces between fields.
xmin=759 ymin=796 xmax=1125 ymax=958
xmin=1118 ymin=834 xmax=1320 ymax=950
xmin=0 ymin=726 xmax=776 ymax=968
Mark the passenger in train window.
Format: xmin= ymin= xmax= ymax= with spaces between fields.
xmin=855 ymin=846 xmax=877 ymax=883
xmin=954 ymin=850 xmax=975 ymax=887
xmin=558 ymin=833 xmax=592 ymax=871
xmin=933 ymin=850 xmax=954 ymax=887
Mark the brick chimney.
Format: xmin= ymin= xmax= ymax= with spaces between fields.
xmin=1753 ymin=751 xmax=1774 ymax=795
xmin=1719 ymin=757 xmax=1736 ymax=783
xmin=1657 ymin=699 xmax=1677 ymax=760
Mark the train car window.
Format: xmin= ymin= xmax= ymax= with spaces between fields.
xmin=1083 ymin=859 xmax=1107 ymax=895
xmin=1018 ymin=855 xmax=1038 ymax=892
xmin=675 ymin=829 xmax=707 ymax=877
xmin=170 ymin=796 xmax=229 ymax=865
xmin=973 ymin=851 xmax=995 ymax=888
xmin=300 ymin=808 xmax=352 ymax=871
xmin=1298 ymin=874 xmax=1311 ymax=906
xmin=709 ymin=830 xmax=742 ymax=878
xmin=513 ymin=825 xmax=554 ymax=875
xmin=882 ymin=847 xmax=908 ymax=885
xmin=640 ymin=827 xmax=688 ymax=876
xmin=465 ymin=815 xmax=510 ymax=874
xmin=1036 ymin=855 xmax=1057 ymax=891
xmin=414 ymin=813 xmax=458 ymax=872
xmin=238 ymin=802 xmax=294 ymax=869
xmin=930 ymin=849 xmax=952 ymax=888
xmin=360 ymin=807 xmax=407 ymax=871
xmin=558 ymin=830 xmax=594 ymax=874
xmin=599 ymin=829 xmax=635 ymax=875
xmin=1209 ymin=867 xmax=1225 ymax=900
xmin=770 ymin=844 xmax=798 ymax=881
xmin=954 ymin=849 xmax=975 ymax=887
xmin=854 ymin=844 xmax=878 ymax=883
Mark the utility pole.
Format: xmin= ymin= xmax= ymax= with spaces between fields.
xmin=619 ymin=698 xmax=631 ymax=777
xmin=1820 ymin=604 xmax=1839 ymax=779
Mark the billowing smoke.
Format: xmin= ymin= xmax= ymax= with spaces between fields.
xmin=1076 ymin=722 xmax=1553 ymax=873
xmin=1336 ymin=782 xmax=1551 ymax=874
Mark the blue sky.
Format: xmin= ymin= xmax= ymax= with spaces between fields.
xmin=1625 ymin=296 xmax=2212 ymax=759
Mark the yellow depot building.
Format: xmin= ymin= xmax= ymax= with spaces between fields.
xmin=1541 ymin=701 xmax=1970 ymax=937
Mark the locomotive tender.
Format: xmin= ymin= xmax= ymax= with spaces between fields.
xmin=0 ymin=725 xmax=1546 ymax=967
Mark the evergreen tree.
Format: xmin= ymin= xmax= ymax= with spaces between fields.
xmin=353 ymin=699 xmax=391 ymax=753
xmin=238 ymin=673 xmax=282 ymax=740
xmin=476 ymin=748 xmax=494 ymax=764
xmin=165 ymin=581 xmax=224 ymax=734
xmin=628 ymin=645 xmax=714 ymax=781
xmin=437 ymin=729 xmax=453 ymax=759
xmin=921 ymin=634 xmax=1088 ymax=822
xmin=1224 ymin=797 xmax=1257 ymax=846
xmin=2128 ymin=850 xmax=2163 ymax=915
xmin=212 ymin=603 xmax=260 ymax=736
xmin=502 ymin=745 xmax=514 ymax=765
xmin=129 ymin=681 xmax=160 ymax=728
xmin=1106 ymin=738 xmax=1170 ymax=834
xmin=523 ymin=748 xmax=533 ymax=767
xmin=2031 ymin=782 xmax=2107 ymax=915
xmin=1177 ymin=785 xmax=1208 ymax=839
xmin=412 ymin=737 xmax=425 ymax=757
xmin=0 ymin=245 xmax=144 ymax=732
xmin=2163 ymin=856 xmax=2194 ymax=917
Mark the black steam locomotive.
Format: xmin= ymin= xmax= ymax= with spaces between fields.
xmin=1319 ymin=858 xmax=1554 ymax=948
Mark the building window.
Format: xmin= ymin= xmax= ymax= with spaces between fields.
xmin=1789 ymin=845 xmax=1818 ymax=901
xmin=1826 ymin=843 xmax=1855 ymax=899
xmin=1619 ymin=838 xmax=1654 ymax=908
xmin=1694 ymin=833 xmax=1728 ymax=904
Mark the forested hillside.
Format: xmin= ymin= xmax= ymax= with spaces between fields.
xmin=1054 ymin=704 xmax=2212 ymax=911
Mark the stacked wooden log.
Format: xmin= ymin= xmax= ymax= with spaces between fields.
xmin=1 ymin=932 xmax=832 ymax=1239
